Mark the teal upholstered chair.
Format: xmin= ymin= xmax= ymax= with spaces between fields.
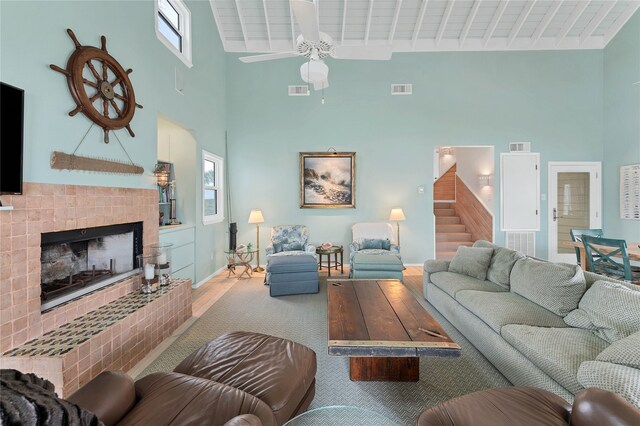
xmin=581 ymin=235 xmax=640 ymax=283
xmin=570 ymin=229 xmax=603 ymax=265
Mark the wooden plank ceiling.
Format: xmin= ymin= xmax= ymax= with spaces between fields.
xmin=209 ymin=0 xmax=640 ymax=53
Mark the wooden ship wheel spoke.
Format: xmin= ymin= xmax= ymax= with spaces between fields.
xmin=50 ymin=29 xmax=143 ymax=144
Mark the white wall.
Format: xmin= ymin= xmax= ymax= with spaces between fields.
xmin=437 ymin=147 xmax=457 ymax=179
xmin=455 ymin=146 xmax=495 ymax=214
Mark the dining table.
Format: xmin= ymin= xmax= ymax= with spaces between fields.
xmin=562 ymin=240 xmax=640 ymax=271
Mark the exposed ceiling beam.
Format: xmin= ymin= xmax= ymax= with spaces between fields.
xmin=262 ymin=0 xmax=272 ymax=50
xmin=556 ymin=1 xmax=590 ymax=46
xmin=531 ymin=0 xmax=562 ymax=45
xmin=234 ymin=0 xmax=249 ymax=48
xmin=580 ymin=1 xmax=615 ymax=46
xmin=436 ymin=0 xmax=455 ymax=47
xmin=508 ymin=0 xmax=535 ymax=47
xmin=365 ymin=0 xmax=374 ymax=45
xmin=483 ymin=0 xmax=507 ymax=47
xmin=289 ymin=1 xmax=296 ymax=49
xmin=389 ymin=0 xmax=403 ymax=43
xmin=208 ymin=1 xmax=228 ymax=51
xmin=412 ymin=0 xmax=429 ymax=48
xmin=604 ymin=2 xmax=640 ymax=45
xmin=460 ymin=0 xmax=481 ymax=47
xmin=341 ymin=0 xmax=348 ymax=44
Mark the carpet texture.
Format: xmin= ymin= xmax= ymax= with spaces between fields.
xmin=137 ymin=275 xmax=511 ymax=425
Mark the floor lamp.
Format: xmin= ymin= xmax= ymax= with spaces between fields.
xmin=248 ymin=209 xmax=265 ymax=272
xmin=389 ymin=208 xmax=406 ymax=246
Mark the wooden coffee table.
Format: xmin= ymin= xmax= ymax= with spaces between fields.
xmin=328 ymin=279 xmax=461 ymax=381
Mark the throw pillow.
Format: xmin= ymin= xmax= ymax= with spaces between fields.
xmin=0 ymin=369 xmax=101 ymax=425
xmin=361 ymin=239 xmax=385 ymax=250
xmin=564 ymin=280 xmax=640 ymax=343
xmin=510 ymin=257 xmax=586 ymax=317
xmin=473 ymin=240 xmax=524 ymax=289
xmin=282 ymin=242 xmax=303 ymax=252
xmin=595 ymin=331 xmax=640 ymax=369
xmin=272 ymin=243 xmax=283 ymax=253
xmin=448 ymin=246 xmax=493 ymax=281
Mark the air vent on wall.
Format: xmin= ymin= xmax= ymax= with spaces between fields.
xmin=505 ymin=232 xmax=536 ymax=256
xmin=391 ymin=84 xmax=412 ymax=95
xmin=509 ymin=142 xmax=531 ymax=152
xmin=288 ymin=85 xmax=310 ymax=96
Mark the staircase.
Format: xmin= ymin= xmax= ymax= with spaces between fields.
xmin=434 ymin=202 xmax=473 ymax=260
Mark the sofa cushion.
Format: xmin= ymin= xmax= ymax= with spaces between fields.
xmin=282 ymin=242 xmax=303 ymax=252
xmin=510 ymin=257 xmax=586 ymax=317
xmin=268 ymin=255 xmax=318 ymax=273
xmin=174 ymin=331 xmax=316 ymax=424
xmin=352 ymin=253 xmax=403 ymax=271
xmin=430 ymin=271 xmax=507 ymax=298
xmin=473 ymin=240 xmax=525 ymax=289
xmin=564 ymin=280 xmax=640 ymax=343
xmin=448 ymin=246 xmax=494 ymax=281
xmin=456 ymin=290 xmax=567 ymax=333
xmin=596 ymin=331 xmax=640 ymax=369
xmin=578 ymin=361 xmax=640 ymax=408
xmin=361 ymin=238 xmax=391 ymax=250
xmin=501 ymin=325 xmax=609 ymax=394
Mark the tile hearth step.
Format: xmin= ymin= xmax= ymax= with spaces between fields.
xmin=0 ymin=279 xmax=192 ymax=397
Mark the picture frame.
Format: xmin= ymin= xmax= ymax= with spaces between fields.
xmin=300 ymin=152 xmax=356 ymax=209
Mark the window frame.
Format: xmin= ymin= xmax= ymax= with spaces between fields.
xmin=202 ymin=150 xmax=224 ymax=225
xmin=154 ymin=0 xmax=193 ymax=68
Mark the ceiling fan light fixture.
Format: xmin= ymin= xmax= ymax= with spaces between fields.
xmin=300 ymin=60 xmax=328 ymax=84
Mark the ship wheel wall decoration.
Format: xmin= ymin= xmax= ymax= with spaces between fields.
xmin=50 ymin=29 xmax=142 ymax=144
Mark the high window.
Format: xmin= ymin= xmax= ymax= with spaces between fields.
xmin=203 ymin=150 xmax=224 ymax=225
xmin=155 ymin=0 xmax=192 ymax=67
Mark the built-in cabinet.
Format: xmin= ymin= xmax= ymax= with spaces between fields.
xmin=160 ymin=224 xmax=195 ymax=284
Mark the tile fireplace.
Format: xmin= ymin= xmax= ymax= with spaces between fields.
xmin=40 ymin=222 xmax=143 ymax=310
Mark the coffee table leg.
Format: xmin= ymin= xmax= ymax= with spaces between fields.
xmin=349 ymin=357 xmax=419 ymax=382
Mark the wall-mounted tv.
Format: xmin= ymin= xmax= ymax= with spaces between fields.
xmin=0 ymin=82 xmax=24 ymax=195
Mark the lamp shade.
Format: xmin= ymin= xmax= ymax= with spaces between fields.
xmin=248 ymin=209 xmax=264 ymax=224
xmin=389 ymin=208 xmax=406 ymax=221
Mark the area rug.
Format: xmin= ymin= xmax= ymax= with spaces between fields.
xmin=138 ymin=275 xmax=510 ymax=425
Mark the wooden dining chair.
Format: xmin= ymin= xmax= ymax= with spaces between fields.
xmin=570 ymin=229 xmax=603 ymax=266
xmin=581 ymin=235 xmax=640 ymax=283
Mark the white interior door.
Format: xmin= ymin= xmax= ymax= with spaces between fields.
xmin=548 ymin=162 xmax=601 ymax=263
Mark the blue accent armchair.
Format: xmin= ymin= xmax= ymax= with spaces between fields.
xmin=265 ymin=225 xmax=317 ymax=259
xmin=349 ymin=222 xmax=401 ymax=274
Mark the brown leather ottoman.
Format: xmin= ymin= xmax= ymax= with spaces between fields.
xmin=174 ymin=331 xmax=317 ymax=425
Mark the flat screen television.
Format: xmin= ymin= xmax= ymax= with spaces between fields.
xmin=0 ymin=82 xmax=24 ymax=195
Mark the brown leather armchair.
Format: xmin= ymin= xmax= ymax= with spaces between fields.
xmin=417 ymin=387 xmax=640 ymax=426
xmin=68 ymin=371 xmax=274 ymax=426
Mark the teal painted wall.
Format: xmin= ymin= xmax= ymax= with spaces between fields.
xmin=0 ymin=0 xmax=228 ymax=283
xmin=226 ymin=50 xmax=604 ymax=263
xmin=603 ymin=11 xmax=640 ymax=242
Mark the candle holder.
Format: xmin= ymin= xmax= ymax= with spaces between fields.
xmin=151 ymin=243 xmax=173 ymax=286
xmin=137 ymin=254 xmax=159 ymax=294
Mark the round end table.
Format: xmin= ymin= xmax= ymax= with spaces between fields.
xmin=316 ymin=245 xmax=344 ymax=276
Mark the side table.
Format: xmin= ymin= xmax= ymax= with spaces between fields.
xmin=225 ymin=250 xmax=257 ymax=279
xmin=316 ymin=245 xmax=344 ymax=277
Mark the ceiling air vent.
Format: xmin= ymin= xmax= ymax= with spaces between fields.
xmin=391 ymin=84 xmax=412 ymax=95
xmin=288 ymin=85 xmax=310 ymax=96
xmin=509 ymin=142 xmax=531 ymax=152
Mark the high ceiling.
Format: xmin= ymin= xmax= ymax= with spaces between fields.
xmin=209 ymin=0 xmax=640 ymax=53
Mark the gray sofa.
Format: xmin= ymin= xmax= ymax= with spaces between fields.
xmin=423 ymin=240 xmax=640 ymax=406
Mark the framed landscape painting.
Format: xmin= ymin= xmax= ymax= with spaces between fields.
xmin=300 ymin=152 xmax=356 ymax=208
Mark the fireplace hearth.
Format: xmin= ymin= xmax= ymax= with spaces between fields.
xmin=40 ymin=222 xmax=143 ymax=310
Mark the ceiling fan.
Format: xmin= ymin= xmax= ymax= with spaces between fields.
xmin=239 ymin=0 xmax=393 ymax=91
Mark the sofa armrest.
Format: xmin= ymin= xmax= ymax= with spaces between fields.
xmin=424 ymin=259 xmax=450 ymax=273
xmin=571 ymin=387 xmax=640 ymax=426
xmin=304 ymin=244 xmax=316 ymax=255
xmin=265 ymin=245 xmax=274 ymax=256
xmin=223 ymin=414 xmax=263 ymax=426
xmin=67 ymin=371 xmax=136 ymax=426
xmin=577 ymin=361 xmax=640 ymax=408
xmin=391 ymin=245 xmax=401 ymax=257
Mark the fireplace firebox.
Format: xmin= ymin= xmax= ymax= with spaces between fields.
xmin=40 ymin=222 xmax=143 ymax=310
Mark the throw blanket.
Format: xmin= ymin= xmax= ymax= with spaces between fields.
xmin=0 ymin=369 xmax=102 ymax=426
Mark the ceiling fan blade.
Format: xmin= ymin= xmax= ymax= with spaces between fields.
xmin=331 ymin=45 xmax=393 ymax=60
xmin=291 ymin=0 xmax=320 ymax=44
xmin=239 ymin=52 xmax=299 ymax=63
xmin=313 ymin=79 xmax=329 ymax=91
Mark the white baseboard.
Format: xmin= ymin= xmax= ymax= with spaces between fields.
xmin=404 ymin=263 xmax=424 ymax=267
xmin=193 ymin=266 xmax=226 ymax=288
